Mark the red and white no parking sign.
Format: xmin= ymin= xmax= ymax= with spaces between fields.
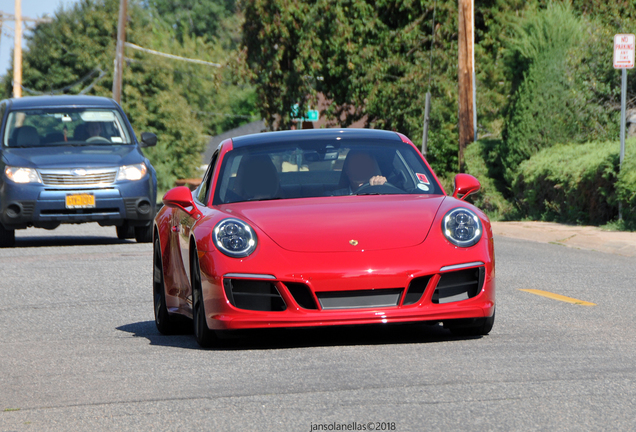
xmin=614 ymin=34 xmax=635 ymax=69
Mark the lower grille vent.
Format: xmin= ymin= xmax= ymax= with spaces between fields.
xmin=223 ymin=279 xmax=286 ymax=311
xmin=433 ymin=267 xmax=485 ymax=304
xmin=316 ymin=288 xmax=403 ymax=310
xmin=404 ymin=276 xmax=431 ymax=305
xmin=285 ymin=282 xmax=318 ymax=310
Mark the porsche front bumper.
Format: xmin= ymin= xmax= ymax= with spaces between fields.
xmin=197 ymin=248 xmax=495 ymax=331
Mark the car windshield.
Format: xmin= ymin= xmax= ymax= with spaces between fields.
xmin=3 ymin=108 xmax=131 ymax=148
xmin=213 ymin=138 xmax=443 ymax=204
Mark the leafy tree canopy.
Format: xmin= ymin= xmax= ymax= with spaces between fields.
xmin=144 ymin=0 xmax=241 ymax=49
xmin=2 ymin=0 xmax=257 ymax=191
xmin=243 ymin=0 xmax=635 ymax=181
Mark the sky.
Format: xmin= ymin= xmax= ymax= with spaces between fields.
xmin=0 ymin=0 xmax=79 ymax=77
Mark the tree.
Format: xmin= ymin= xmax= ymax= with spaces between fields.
xmin=144 ymin=0 xmax=241 ymax=48
xmin=242 ymin=0 xmax=529 ymax=176
xmin=1 ymin=0 xmax=254 ymax=190
xmin=499 ymin=3 xmax=624 ymax=186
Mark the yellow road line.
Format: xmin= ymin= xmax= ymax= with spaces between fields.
xmin=519 ymin=289 xmax=596 ymax=306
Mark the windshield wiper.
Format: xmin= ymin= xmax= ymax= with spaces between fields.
xmin=242 ymin=197 xmax=283 ymax=202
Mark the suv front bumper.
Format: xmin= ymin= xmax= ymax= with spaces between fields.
xmin=0 ymin=180 xmax=155 ymax=229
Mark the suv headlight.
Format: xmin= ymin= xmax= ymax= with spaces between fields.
xmin=117 ymin=163 xmax=147 ymax=181
xmin=442 ymin=208 xmax=482 ymax=247
xmin=5 ymin=166 xmax=42 ymax=184
xmin=213 ymin=218 xmax=257 ymax=258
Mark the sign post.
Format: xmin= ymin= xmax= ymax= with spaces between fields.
xmin=613 ymin=34 xmax=634 ymax=220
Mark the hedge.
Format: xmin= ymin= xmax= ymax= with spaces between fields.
xmin=512 ymin=138 xmax=636 ymax=226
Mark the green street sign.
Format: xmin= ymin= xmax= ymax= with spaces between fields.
xmin=292 ymin=104 xmax=319 ymax=122
xmin=306 ymin=110 xmax=319 ymax=121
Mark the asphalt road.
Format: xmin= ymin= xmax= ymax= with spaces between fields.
xmin=1 ymin=223 xmax=635 ymax=431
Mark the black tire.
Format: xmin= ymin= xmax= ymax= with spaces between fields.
xmin=191 ymin=249 xmax=218 ymax=348
xmin=153 ymin=236 xmax=179 ymax=334
xmin=446 ymin=309 xmax=495 ymax=337
xmin=116 ymin=223 xmax=134 ymax=239
xmin=134 ymin=225 xmax=153 ymax=243
xmin=0 ymin=224 xmax=15 ymax=248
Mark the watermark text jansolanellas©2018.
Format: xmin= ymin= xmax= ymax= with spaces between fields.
xmin=309 ymin=421 xmax=397 ymax=431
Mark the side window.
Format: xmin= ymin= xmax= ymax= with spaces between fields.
xmin=196 ymin=151 xmax=219 ymax=206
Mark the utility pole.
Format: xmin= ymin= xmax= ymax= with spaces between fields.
xmin=13 ymin=0 xmax=22 ymax=98
xmin=1 ymin=9 xmax=52 ymax=99
xmin=112 ymin=0 xmax=127 ymax=103
xmin=457 ymin=0 xmax=475 ymax=172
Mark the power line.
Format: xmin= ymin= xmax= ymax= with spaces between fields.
xmin=21 ymin=68 xmax=107 ymax=95
xmin=125 ymin=42 xmax=222 ymax=68
xmin=193 ymin=110 xmax=258 ymax=119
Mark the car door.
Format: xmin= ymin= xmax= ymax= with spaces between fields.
xmin=177 ymin=151 xmax=220 ymax=308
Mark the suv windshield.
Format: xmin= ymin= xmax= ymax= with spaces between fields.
xmin=3 ymin=108 xmax=131 ymax=147
xmin=213 ymin=139 xmax=442 ymax=204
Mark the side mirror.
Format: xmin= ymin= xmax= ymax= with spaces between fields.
xmin=452 ymin=173 xmax=481 ymax=200
xmin=163 ymin=186 xmax=199 ymax=215
xmin=140 ymin=132 xmax=157 ymax=147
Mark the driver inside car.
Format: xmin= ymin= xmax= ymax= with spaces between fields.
xmin=331 ymin=150 xmax=387 ymax=195
xmin=86 ymin=121 xmax=103 ymax=139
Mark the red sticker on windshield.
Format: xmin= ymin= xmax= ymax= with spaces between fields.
xmin=416 ymin=173 xmax=429 ymax=184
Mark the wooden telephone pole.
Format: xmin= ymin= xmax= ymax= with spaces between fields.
xmin=458 ymin=0 xmax=475 ymax=172
xmin=112 ymin=0 xmax=127 ymax=103
xmin=1 ymin=5 xmax=53 ymax=98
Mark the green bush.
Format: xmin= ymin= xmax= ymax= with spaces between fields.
xmin=512 ymin=140 xmax=636 ymax=225
xmin=500 ymin=3 xmax=622 ymax=187
xmin=615 ymin=141 xmax=636 ymax=229
xmin=502 ymin=3 xmax=584 ymax=183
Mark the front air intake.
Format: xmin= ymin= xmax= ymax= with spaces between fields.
xmin=403 ymin=276 xmax=432 ymax=305
xmin=285 ymin=282 xmax=318 ymax=310
xmin=432 ymin=267 xmax=484 ymax=304
xmin=223 ymin=278 xmax=286 ymax=311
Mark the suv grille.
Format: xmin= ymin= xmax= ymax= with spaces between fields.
xmin=39 ymin=169 xmax=118 ymax=186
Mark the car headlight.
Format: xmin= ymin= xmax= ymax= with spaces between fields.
xmin=442 ymin=208 xmax=482 ymax=247
xmin=117 ymin=163 xmax=147 ymax=181
xmin=213 ymin=218 xmax=257 ymax=258
xmin=4 ymin=166 xmax=42 ymax=184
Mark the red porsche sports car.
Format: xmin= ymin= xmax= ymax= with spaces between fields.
xmin=153 ymin=129 xmax=495 ymax=347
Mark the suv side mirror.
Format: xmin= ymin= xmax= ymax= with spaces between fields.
xmin=452 ymin=173 xmax=481 ymax=200
xmin=140 ymin=132 xmax=157 ymax=147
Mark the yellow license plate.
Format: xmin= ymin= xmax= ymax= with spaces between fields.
xmin=65 ymin=193 xmax=95 ymax=209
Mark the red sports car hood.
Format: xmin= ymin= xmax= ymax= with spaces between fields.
xmin=222 ymin=195 xmax=445 ymax=253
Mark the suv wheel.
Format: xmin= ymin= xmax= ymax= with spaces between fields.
xmin=116 ymin=223 xmax=135 ymax=239
xmin=0 ymin=224 xmax=15 ymax=248
xmin=134 ymin=225 xmax=153 ymax=243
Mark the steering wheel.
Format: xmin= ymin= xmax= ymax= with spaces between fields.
xmin=354 ymin=182 xmax=403 ymax=194
xmin=86 ymin=136 xmax=111 ymax=143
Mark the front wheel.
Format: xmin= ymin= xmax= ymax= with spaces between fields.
xmin=135 ymin=225 xmax=153 ymax=243
xmin=0 ymin=224 xmax=15 ymax=248
xmin=153 ymin=236 xmax=180 ymax=334
xmin=445 ymin=309 xmax=495 ymax=337
xmin=116 ymin=223 xmax=134 ymax=239
xmin=191 ymin=250 xmax=218 ymax=348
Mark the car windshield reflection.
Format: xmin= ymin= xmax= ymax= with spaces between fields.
xmin=3 ymin=108 xmax=132 ymax=148
xmin=214 ymin=139 xmax=442 ymax=204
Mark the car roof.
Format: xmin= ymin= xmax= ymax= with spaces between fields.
xmin=230 ymin=128 xmax=402 ymax=148
xmin=5 ymin=95 xmax=118 ymax=110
